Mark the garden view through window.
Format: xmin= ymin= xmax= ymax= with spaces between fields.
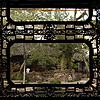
xmin=10 ymin=8 xmax=89 ymax=21
xmin=10 ymin=43 xmax=89 ymax=84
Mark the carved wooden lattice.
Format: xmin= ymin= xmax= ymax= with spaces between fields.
xmin=0 ymin=0 xmax=100 ymax=97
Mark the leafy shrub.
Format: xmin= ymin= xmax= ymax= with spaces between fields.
xmin=67 ymin=80 xmax=75 ymax=82
xmin=16 ymin=72 xmax=23 ymax=80
xmin=25 ymin=75 xmax=30 ymax=83
xmin=36 ymin=80 xmax=61 ymax=90
xmin=67 ymin=78 xmax=80 ymax=82
xmin=50 ymin=80 xmax=61 ymax=84
xmin=50 ymin=67 xmax=56 ymax=70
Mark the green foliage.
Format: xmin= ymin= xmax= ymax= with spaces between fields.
xmin=25 ymin=75 xmax=30 ymax=82
xmin=50 ymin=67 xmax=56 ymax=70
xmin=82 ymin=43 xmax=89 ymax=50
xmin=27 ymin=43 xmax=60 ymax=70
xmin=10 ymin=62 xmax=20 ymax=73
xmin=26 ymin=43 xmax=88 ymax=71
xmin=71 ymin=59 xmax=78 ymax=69
xmin=38 ymin=80 xmax=61 ymax=84
xmin=10 ymin=8 xmax=70 ymax=21
xmin=36 ymin=80 xmax=61 ymax=90
xmin=10 ymin=8 xmax=90 ymax=71
xmin=16 ymin=72 xmax=23 ymax=80
xmin=35 ymin=86 xmax=45 ymax=91
xmin=10 ymin=63 xmax=21 ymax=79
xmin=50 ymin=80 xmax=61 ymax=84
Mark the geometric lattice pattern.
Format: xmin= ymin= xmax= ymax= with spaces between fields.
xmin=0 ymin=0 xmax=100 ymax=97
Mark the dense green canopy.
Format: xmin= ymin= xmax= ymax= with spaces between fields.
xmin=26 ymin=43 xmax=89 ymax=70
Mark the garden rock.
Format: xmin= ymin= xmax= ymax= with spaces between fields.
xmin=71 ymin=69 xmax=76 ymax=80
xmin=68 ymin=75 xmax=72 ymax=81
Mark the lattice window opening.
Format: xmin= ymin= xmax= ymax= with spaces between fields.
xmin=97 ymin=9 xmax=100 ymax=21
xmin=1 ymin=35 xmax=96 ymax=93
xmin=3 ymin=24 xmax=96 ymax=35
xmin=0 ymin=1 xmax=100 ymax=97
xmin=9 ymin=42 xmax=90 ymax=86
xmin=1 ymin=28 xmax=99 ymax=90
xmin=1 ymin=7 xmax=96 ymax=35
xmin=10 ymin=8 xmax=89 ymax=22
xmin=2 ymin=9 xmax=6 ymax=17
xmin=3 ymin=41 xmax=96 ymax=96
xmin=2 ymin=26 xmax=97 ymax=42
xmin=1 ymin=36 xmax=98 ymax=75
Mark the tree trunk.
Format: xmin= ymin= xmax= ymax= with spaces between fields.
xmin=74 ymin=8 xmax=77 ymax=21
xmin=60 ymin=55 xmax=65 ymax=71
xmin=67 ymin=57 xmax=73 ymax=71
xmin=83 ymin=57 xmax=89 ymax=72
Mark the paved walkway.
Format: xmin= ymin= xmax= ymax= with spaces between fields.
xmin=61 ymin=78 xmax=88 ymax=84
xmin=4 ymin=78 xmax=89 ymax=85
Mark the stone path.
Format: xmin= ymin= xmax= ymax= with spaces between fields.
xmin=61 ymin=78 xmax=88 ymax=84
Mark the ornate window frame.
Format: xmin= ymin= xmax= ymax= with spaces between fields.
xmin=0 ymin=0 xmax=100 ymax=97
